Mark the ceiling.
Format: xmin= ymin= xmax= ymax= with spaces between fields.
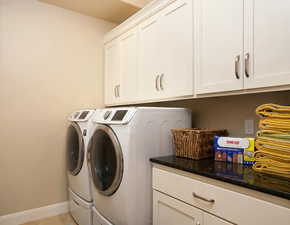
xmin=121 ymin=0 xmax=152 ymax=8
xmin=39 ymin=0 xmax=142 ymax=24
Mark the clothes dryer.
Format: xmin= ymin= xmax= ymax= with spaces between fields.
xmin=87 ymin=107 xmax=191 ymax=225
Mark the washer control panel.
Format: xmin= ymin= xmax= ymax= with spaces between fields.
xmin=103 ymin=111 xmax=112 ymax=120
xmin=94 ymin=108 xmax=137 ymax=125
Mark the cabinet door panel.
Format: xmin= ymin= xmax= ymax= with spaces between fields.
xmin=160 ymin=0 xmax=194 ymax=98
xmin=204 ymin=213 xmax=233 ymax=225
xmin=138 ymin=13 xmax=163 ymax=100
xmin=244 ymin=0 xmax=290 ymax=89
xmin=104 ymin=40 xmax=120 ymax=105
xmin=196 ymin=0 xmax=244 ymax=94
xmin=153 ymin=191 xmax=203 ymax=225
xmin=119 ymin=28 xmax=138 ymax=102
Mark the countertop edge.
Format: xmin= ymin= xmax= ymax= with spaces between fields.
xmin=150 ymin=158 xmax=290 ymax=200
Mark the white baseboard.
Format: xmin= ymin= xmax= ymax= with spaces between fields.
xmin=0 ymin=201 xmax=69 ymax=225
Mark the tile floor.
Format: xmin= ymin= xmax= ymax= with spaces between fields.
xmin=21 ymin=213 xmax=77 ymax=225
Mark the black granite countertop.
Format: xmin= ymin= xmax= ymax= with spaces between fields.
xmin=150 ymin=155 xmax=290 ymax=200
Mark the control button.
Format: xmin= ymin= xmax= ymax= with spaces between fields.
xmin=83 ymin=129 xmax=87 ymax=137
xmin=103 ymin=111 xmax=111 ymax=120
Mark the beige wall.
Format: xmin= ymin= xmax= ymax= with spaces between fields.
xmin=0 ymin=0 xmax=115 ymax=215
xmin=146 ymin=90 xmax=290 ymax=137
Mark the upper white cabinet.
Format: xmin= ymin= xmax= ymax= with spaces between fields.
xmin=196 ymin=0 xmax=244 ymax=94
xmin=119 ymin=27 xmax=139 ymax=102
xmin=138 ymin=12 xmax=163 ymax=100
xmin=104 ymin=40 xmax=120 ymax=105
xmin=196 ymin=0 xmax=290 ymax=95
xmin=104 ymin=0 xmax=290 ymax=105
xmin=138 ymin=0 xmax=194 ymax=101
xmin=104 ymin=28 xmax=138 ymax=105
xmin=159 ymin=0 xmax=194 ymax=99
xmin=244 ymin=0 xmax=290 ymax=89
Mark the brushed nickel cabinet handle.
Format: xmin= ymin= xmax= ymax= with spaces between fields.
xmin=114 ymin=86 xmax=117 ymax=97
xmin=117 ymin=85 xmax=120 ymax=97
xmin=245 ymin=53 xmax=250 ymax=78
xmin=192 ymin=192 xmax=215 ymax=203
xmin=235 ymin=55 xmax=240 ymax=80
xmin=160 ymin=73 xmax=164 ymax=90
xmin=155 ymin=75 xmax=160 ymax=91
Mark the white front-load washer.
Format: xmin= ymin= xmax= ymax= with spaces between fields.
xmin=67 ymin=109 xmax=99 ymax=225
xmin=87 ymin=107 xmax=191 ymax=225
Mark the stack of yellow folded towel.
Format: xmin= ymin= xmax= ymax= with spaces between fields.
xmin=253 ymin=104 xmax=290 ymax=178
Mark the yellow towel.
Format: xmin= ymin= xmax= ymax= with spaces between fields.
xmin=257 ymin=129 xmax=290 ymax=140
xmin=255 ymin=137 xmax=290 ymax=150
xmin=259 ymin=118 xmax=290 ymax=131
xmin=256 ymin=103 xmax=290 ymax=118
xmin=253 ymin=160 xmax=290 ymax=178
xmin=254 ymin=150 xmax=290 ymax=163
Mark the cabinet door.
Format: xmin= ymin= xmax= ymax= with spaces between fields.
xmin=119 ymin=28 xmax=138 ymax=102
xmin=159 ymin=0 xmax=194 ymax=98
xmin=196 ymin=0 xmax=244 ymax=94
xmin=153 ymin=190 xmax=203 ymax=225
xmin=244 ymin=0 xmax=290 ymax=89
xmin=204 ymin=213 xmax=233 ymax=225
xmin=104 ymin=40 xmax=120 ymax=105
xmin=138 ymin=13 xmax=163 ymax=100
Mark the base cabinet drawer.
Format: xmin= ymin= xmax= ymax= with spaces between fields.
xmin=153 ymin=190 xmax=233 ymax=225
xmin=153 ymin=168 xmax=290 ymax=225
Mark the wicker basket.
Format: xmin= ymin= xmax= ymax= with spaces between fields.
xmin=171 ymin=128 xmax=228 ymax=160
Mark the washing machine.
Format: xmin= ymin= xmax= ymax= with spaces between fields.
xmin=87 ymin=107 xmax=191 ymax=225
xmin=67 ymin=109 xmax=99 ymax=225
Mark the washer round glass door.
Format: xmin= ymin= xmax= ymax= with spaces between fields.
xmin=67 ymin=122 xmax=84 ymax=176
xmin=88 ymin=124 xmax=123 ymax=196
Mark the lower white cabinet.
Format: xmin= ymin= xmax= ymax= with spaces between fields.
xmin=153 ymin=190 xmax=231 ymax=225
xmin=204 ymin=214 xmax=232 ymax=225
xmin=153 ymin=190 xmax=203 ymax=225
xmin=152 ymin=167 xmax=290 ymax=225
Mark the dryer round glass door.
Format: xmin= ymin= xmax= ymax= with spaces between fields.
xmin=88 ymin=124 xmax=123 ymax=196
xmin=67 ymin=122 xmax=85 ymax=176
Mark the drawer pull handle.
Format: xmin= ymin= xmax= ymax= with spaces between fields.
xmin=192 ymin=192 xmax=215 ymax=203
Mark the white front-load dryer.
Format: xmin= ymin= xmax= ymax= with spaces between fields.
xmin=87 ymin=107 xmax=191 ymax=225
xmin=67 ymin=109 xmax=99 ymax=225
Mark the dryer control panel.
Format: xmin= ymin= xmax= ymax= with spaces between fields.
xmin=68 ymin=109 xmax=95 ymax=122
xmin=94 ymin=108 xmax=137 ymax=125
